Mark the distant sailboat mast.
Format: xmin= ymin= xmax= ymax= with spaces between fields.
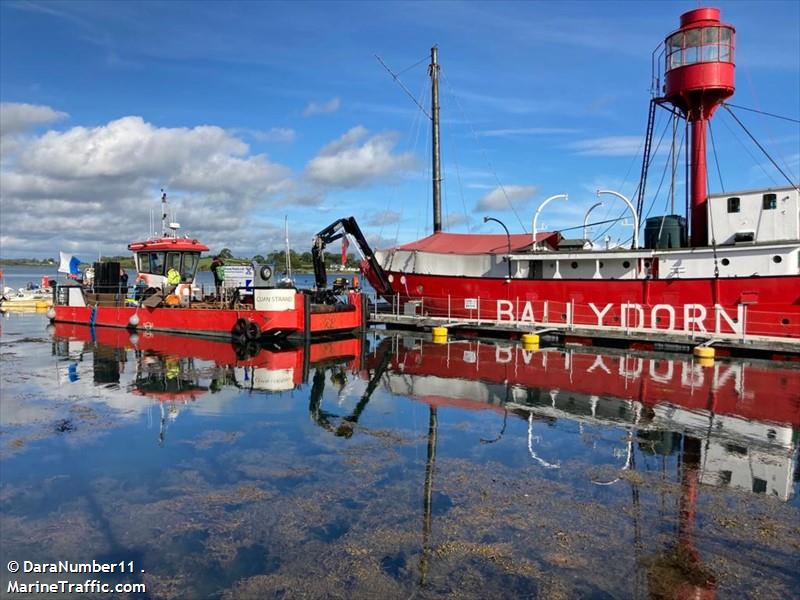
xmin=284 ymin=216 xmax=292 ymax=283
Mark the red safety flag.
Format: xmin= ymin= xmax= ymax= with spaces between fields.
xmin=341 ymin=236 xmax=349 ymax=266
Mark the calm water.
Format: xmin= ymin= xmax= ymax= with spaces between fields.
xmin=1 ymin=311 xmax=798 ymax=599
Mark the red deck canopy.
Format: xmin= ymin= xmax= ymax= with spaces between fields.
xmin=395 ymin=231 xmax=560 ymax=255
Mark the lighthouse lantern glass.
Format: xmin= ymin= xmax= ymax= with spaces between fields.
xmin=665 ymin=26 xmax=734 ymax=72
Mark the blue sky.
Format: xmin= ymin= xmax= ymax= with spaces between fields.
xmin=1 ymin=0 xmax=798 ymax=258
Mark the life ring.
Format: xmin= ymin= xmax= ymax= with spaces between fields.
xmin=260 ymin=266 xmax=273 ymax=281
xmin=245 ymin=321 xmax=261 ymax=340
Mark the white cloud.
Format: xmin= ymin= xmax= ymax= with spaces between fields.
xmin=477 ymin=185 xmax=538 ymax=211
xmin=567 ymin=136 xmax=644 ymax=157
xmin=0 ymin=112 xmax=296 ymax=257
xmin=305 ymin=126 xmax=416 ymax=187
xmin=369 ymin=210 xmax=401 ymax=226
xmin=302 ymin=97 xmax=341 ymax=117
xmin=240 ymin=127 xmax=296 ymax=143
xmin=0 ymin=103 xmax=68 ymax=136
xmin=443 ymin=212 xmax=469 ymax=228
xmin=477 ymin=127 xmax=580 ymax=137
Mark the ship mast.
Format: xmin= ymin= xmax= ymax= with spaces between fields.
xmin=430 ymin=47 xmax=442 ymax=234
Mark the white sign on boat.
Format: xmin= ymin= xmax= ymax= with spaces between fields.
xmin=251 ymin=367 xmax=295 ymax=391
xmin=254 ymin=288 xmax=296 ymax=312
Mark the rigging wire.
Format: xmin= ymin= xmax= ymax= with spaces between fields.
xmin=384 ymin=72 xmax=429 ymax=247
xmin=592 ymin=110 xmax=673 ymax=244
xmin=440 ymin=69 xmax=526 ymax=231
xmin=595 ymin=109 xmax=651 ymax=230
xmin=708 ymin=120 xmax=725 ymax=193
xmin=375 ymin=54 xmax=431 ymax=119
xmin=723 ymin=102 xmax=800 ymax=124
xmin=619 ymin=124 xmax=685 ymax=247
xmin=737 ymin=63 xmax=798 ymax=182
xmin=396 ymin=55 xmax=431 ymax=77
xmin=440 ymin=72 xmax=472 ymax=230
xmin=718 ymin=109 xmax=781 ymax=187
xmin=723 ymin=104 xmax=799 ymax=188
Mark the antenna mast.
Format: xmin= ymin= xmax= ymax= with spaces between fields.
xmin=430 ymin=46 xmax=442 ymax=233
xmin=160 ymin=189 xmax=167 ymax=237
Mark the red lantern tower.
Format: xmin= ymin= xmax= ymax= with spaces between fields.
xmin=663 ymin=7 xmax=735 ymax=247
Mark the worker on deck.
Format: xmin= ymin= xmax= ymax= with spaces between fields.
xmin=210 ymin=255 xmax=225 ymax=299
xmin=166 ymin=266 xmax=181 ymax=295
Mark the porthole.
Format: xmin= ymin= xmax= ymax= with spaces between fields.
xmin=781 ymin=318 xmax=790 ymax=325
xmin=623 ymin=261 xmax=631 ymax=269
xmin=644 ymin=260 xmax=651 ymax=268
xmin=570 ymin=261 xmax=578 ymax=269
xmin=387 ymin=274 xmax=394 ymax=283
xmin=772 ymin=255 xmax=782 ymax=264
xmin=721 ymin=258 xmax=730 ymax=266
xmin=400 ymin=275 xmax=407 ymax=284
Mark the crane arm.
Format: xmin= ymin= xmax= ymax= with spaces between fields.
xmin=312 ymin=217 xmax=392 ymax=295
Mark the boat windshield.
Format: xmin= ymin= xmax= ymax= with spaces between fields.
xmin=136 ymin=251 xmax=199 ymax=281
xmin=148 ymin=252 xmax=165 ymax=276
xmin=182 ymin=253 xmax=200 ymax=282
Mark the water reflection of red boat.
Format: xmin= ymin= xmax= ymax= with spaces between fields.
xmin=52 ymin=322 xmax=362 ymax=393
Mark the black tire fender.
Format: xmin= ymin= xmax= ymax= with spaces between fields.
xmin=260 ymin=265 xmax=273 ymax=281
xmin=234 ymin=338 xmax=249 ymax=360
xmin=245 ymin=321 xmax=261 ymax=340
xmin=245 ymin=340 xmax=260 ymax=358
xmin=233 ymin=317 xmax=248 ymax=336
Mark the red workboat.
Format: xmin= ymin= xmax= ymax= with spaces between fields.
xmin=51 ymin=194 xmax=367 ymax=340
xmin=314 ymin=7 xmax=800 ymax=343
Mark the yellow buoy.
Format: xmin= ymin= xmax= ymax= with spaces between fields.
xmin=696 ymin=357 xmax=715 ymax=368
xmin=432 ymin=326 xmax=448 ymax=344
xmin=521 ymin=333 xmax=540 ymax=345
xmin=693 ymin=346 xmax=715 ymax=359
xmin=35 ymin=301 xmax=49 ymax=310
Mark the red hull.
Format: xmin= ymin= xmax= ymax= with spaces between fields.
xmin=369 ymin=270 xmax=800 ymax=340
xmin=53 ymin=291 xmax=365 ymax=339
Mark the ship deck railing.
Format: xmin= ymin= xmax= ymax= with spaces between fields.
xmin=364 ymin=291 xmax=800 ymax=356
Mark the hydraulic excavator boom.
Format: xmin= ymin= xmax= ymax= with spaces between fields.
xmin=312 ymin=217 xmax=392 ymax=296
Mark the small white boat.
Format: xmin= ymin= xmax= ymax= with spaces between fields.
xmin=0 ymin=286 xmax=53 ymax=310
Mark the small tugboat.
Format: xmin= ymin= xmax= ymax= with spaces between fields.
xmin=50 ymin=193 xmax=366 ymax=340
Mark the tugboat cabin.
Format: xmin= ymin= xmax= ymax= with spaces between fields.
xmin=128 ymin=237 xmax=209 ymax=290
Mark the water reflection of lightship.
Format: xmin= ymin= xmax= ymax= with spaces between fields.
xmin=366 ymin=336 xmax=799 ymax=501
xmin=315 ymin=7 xmax=800 ymax=342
